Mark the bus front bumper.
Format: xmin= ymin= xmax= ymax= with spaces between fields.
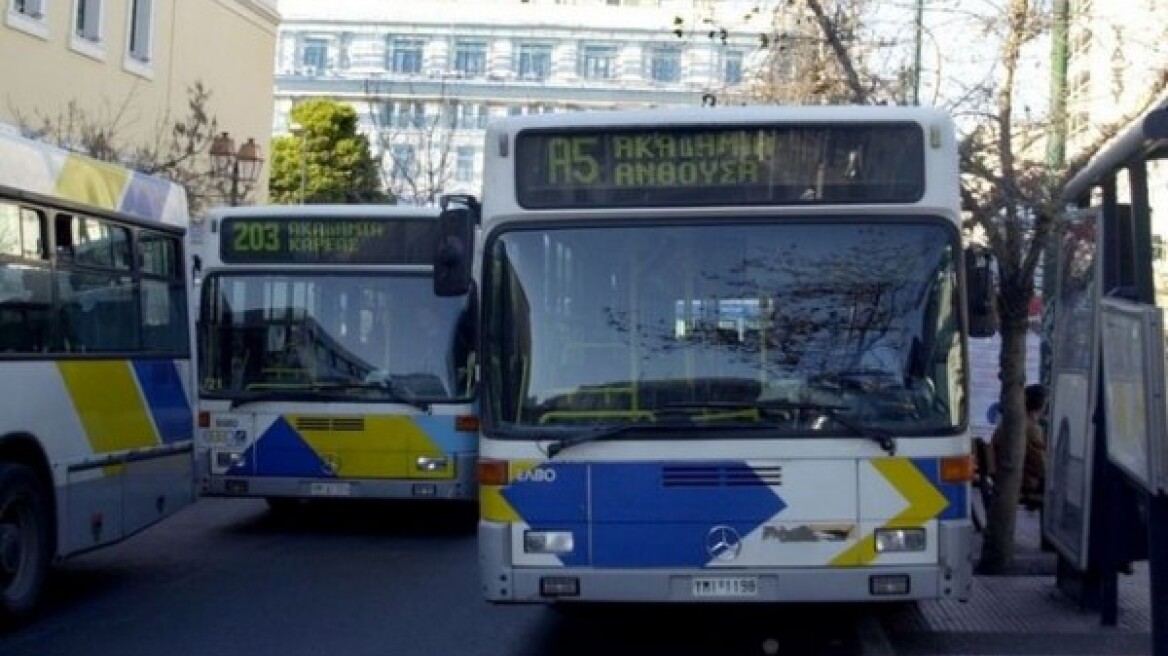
xmin=198 ymin=452 xmax=477 ymax=501
xmin=480 ymin=521 xmax=972 ymax=604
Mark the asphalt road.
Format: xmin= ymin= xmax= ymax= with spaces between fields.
xmin=0 ymin=498 xmax=880 ymax=656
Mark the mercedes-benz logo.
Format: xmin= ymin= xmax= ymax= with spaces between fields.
xmin=705 ymin=525 xmax=743 ymax=561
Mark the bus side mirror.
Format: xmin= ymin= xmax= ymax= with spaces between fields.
xmin=965 ymin=247 xmax=997 ymax=338
xmin=434 ymin=200 xmax=476 ymax=297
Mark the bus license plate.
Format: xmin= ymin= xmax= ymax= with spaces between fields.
xmin=308 ymin=482 xmax=352 ymax=497
xmin=692 ymin=576 xmax=760 ymax=598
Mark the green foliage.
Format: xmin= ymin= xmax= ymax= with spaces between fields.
xmin=269 ymin=99 xmax=392 ymax=204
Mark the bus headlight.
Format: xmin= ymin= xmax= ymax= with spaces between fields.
xmin=524 ymin=531 xmax=575 ymax=554
xmin=415 ymin=456 xmax=449 ymax=472
xmin=874 ymin=528 xmax=927 ymax=553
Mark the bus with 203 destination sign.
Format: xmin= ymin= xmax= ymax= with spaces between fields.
xmin=435 ymin=105 xmax=988 ymax=605
xmin=191 ymin=204 xmax=478 ymax=516
xmin=0 ymin=129 xmax=195 ymax=620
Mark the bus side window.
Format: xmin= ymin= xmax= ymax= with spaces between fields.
xmin=54 ymin=213 xmax=74 ymax=260
xmin=57 ymin=293 xmax=82 ymax=352
xmin=0 ymin=203 xmax=52 ymax=353
xmin=56 ymin=272 xmax=140 ymax=352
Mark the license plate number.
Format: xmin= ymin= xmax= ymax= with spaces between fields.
xmin=308 ymin=482 xmax=352 ymax=497
xmin=206 ymin=429 xmax=244 ymax=446
xmin=692 ymin=576 xmax=759 ymax=598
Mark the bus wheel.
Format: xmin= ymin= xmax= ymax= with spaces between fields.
xmin=0 ymin=463 xmax=52 ymax=621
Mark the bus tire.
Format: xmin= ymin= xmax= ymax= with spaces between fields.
xmin=0 ymin=463 xmax=52 ymax=622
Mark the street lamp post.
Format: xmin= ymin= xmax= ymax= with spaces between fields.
xmin=210 ymin=132 xmax=264 ymax=206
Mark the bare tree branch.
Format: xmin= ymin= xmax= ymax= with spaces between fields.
xmin=365 ymin=79 xmax=461 ymax=205
xmin=803 ymin=0 xmax=868 ymax=103
xmin=9 ymin=82 xmax=234 ymax=213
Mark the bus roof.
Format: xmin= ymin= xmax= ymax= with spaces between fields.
xmin=486 ymin=105 xmax=954 ymax=133
xmin=481 ymin=105 xmax=959 ymax=217
xmin=201 ymin=204 xmax=440 ymax=222
xmin=0 ymin=129 xmax=190 ymax=227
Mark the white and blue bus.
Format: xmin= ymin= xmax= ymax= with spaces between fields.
xmin=191 ymin=205 xmax=478 ymax=512
xmin=0 ymin=130 xmax=194 ymax=619
xmin=438 ymin=106 xmax=978 ymax=604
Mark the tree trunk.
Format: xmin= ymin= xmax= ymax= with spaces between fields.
xmin=978 ymin=285 xmax=1032 ymax=573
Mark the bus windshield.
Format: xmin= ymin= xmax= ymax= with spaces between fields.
xmin=200 ymin=272 xmax=474 ymax=402
xmin=484 ymin=219 xmax=963 ymax=435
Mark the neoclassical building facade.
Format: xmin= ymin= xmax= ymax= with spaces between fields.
xmin=274 ymin=0 xmax=760 ymax=202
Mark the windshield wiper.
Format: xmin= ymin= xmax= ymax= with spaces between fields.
xmin=663 ymin=400 xmax=897 ymax=455
xmin=227 ymin=389 xmax=324 ymax=409
xmin=225 ymin=381 xmax=431 ymax=412
xmin=314 ymin=381 xmax=432 ymax=412
xmin=548 ymin=422 xmax=708 ymax=459
xmin=660 ymin=400 xmax=848 ymax=421
xmin=545 ymin=418 xmax=782 ymax=459
xmin=800 ymin=402 xmax=898 ymax=456
xmin=547 ymin=425 xmax=649 ymax=459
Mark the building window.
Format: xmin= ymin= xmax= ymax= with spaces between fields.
xmin=390 ymin=144 xmax=415 ymax=181
xmin=388 ymin=37 xmax=424 ymax=74
xmin=12 ymin=0 xmax=44 ymax=18
xmin=455 ymin=146 xmax=475 ymax=183
xmin=648 ymin=46 xmax=681 ymax=83
xmin=395 ymin=102 xmax=411 ymax=129
xmin=337 ymin=32 xmax=352 ymax=69
xmin=454 ymin=40 xmax=487 ymax=77
xmin=410 ymin=102 xmax=426 ymax=129
xmin=376 ymin=102 xmax=396 ymax=128
xmin=126 ymin=0 xmax=152 ymax=62
xmin=579 ymin=43 xmax=617 ymax=80
xmin=724 ymin=51 xmax=743 ymax=84
xmin=8 ymin=0 xmax=48 ymax=39
xmin=517 ymin=43 xmax=552 ymax=80
xmin=302 ymin=37 xmax=327 ymax=70
xmin=381 ymin=101 xmax=418 ymax=129
xmin=73 ymin=0 xmax=101 ymax=40
xmin=454 ymin=103 xmax=487 ymax=130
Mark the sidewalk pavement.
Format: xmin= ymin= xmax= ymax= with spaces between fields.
xmin=877 ymin=509 xmax=1153 ymax=656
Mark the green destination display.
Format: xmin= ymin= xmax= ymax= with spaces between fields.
xmin=220 ymin=216 xmax=436 ymax=264
xmin=514 ymin=123 xmax=925 ymax=209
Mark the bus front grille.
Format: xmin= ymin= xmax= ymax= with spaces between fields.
xmin=293 ymin=417 xmax=367 ymax=432
xmin=661 ymin=465 xmax=782 ymax=487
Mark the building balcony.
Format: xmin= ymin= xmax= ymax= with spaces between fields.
xmin=275 ymin=71 xmax=709 ymax=105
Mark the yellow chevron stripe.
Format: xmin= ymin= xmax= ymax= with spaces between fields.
xmin=290 ymin=415 xmax=454 ymax=479
xmin=830 ymin=458 xmax=949 ymax=566
xmin=55 ymin=154 xmax=129 ymax=210
xmin=480 ymin=486 xmax=520 ymax=522
xmin=480 ymin=460 xmax=538 ymax=523
xmin=59 ymin=361 xmax=158 ymax=471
